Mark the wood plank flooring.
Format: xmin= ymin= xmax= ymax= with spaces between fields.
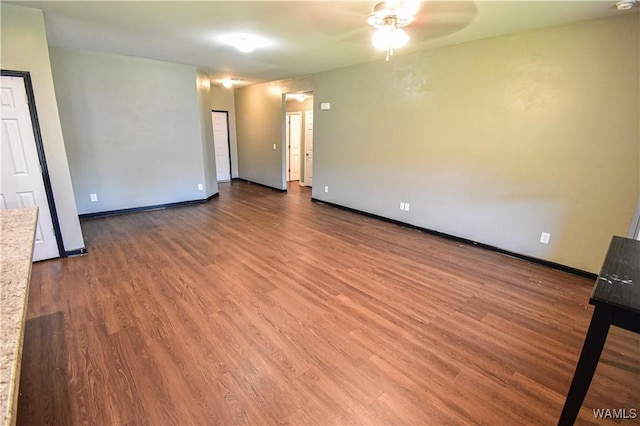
xmin=17 ymin=181 xmax=639 ymax=425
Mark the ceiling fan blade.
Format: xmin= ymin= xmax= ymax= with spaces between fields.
xmin=417 ymin=1 xmax=478 ymax=25
xmin=407 ymin=1 xmax=478 ymax=42
xmin=308 ymin=1 xmax=371 ymax=38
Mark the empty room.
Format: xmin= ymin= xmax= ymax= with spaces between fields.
xmin=1 ymin=1 xmax=639 ymax=425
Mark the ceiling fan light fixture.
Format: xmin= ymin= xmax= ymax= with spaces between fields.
xmin=368 ymin=0 xmax=418 ymax=61
xmin=373 ymin=26 xmax=409 ymax=51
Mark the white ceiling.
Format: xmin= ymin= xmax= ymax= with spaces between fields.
xmin=7 ymin=0 xmax=637 ymax=87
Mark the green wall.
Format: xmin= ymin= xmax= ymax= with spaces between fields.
xmin=234 ymin=14 xmax=640 ymax=273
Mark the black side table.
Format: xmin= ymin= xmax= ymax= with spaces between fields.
xmin=559 ymin=236 xmax=640 ymax=425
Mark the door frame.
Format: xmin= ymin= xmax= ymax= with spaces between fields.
xmin=1 ymin=70 xmax=64 ymax=258
xmin=282 ymin=91 xmax=314 ymax=190
xmin=212 ymin=109 xmax=232 ymax=181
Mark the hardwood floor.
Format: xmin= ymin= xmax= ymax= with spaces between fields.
xmin=18 ymin=181 xmax=639 ymax=425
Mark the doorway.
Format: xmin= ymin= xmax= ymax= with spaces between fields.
xmin=1 ymin=72 xmax=64 ymax=261
xmin=212 ymin=110 xmax=231 ymax=182
xmin=284 ymin=91 xmax=314 ymax=190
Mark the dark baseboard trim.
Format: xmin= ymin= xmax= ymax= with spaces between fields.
xmin=311 ymin=197 xmax=597 ymax=280
xmin=80 ymin=194 xmax=219 ymax=220
xmin=65 ymin=248 xmax=88 ymax=257
xmin=206 ymin=193 xmax=220 ymax=202
xmin=234 ymin=178 xmax=287 ymax=193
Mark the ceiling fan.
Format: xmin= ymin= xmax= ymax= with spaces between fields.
xmin=308 ymin=1 xmax=478 ymax=60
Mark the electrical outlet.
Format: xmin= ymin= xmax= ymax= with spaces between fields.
xmin=324 ymin=185 xmax=329 ymax=193
xmin=273 ymin=144 xmax=277 ymax=150
xmin=90 ymin=193 xmax=98 ymax=202
xmin=404 ymin=203 xmax=410 ymax=211
xmin=400 ymin=202 xmax=405 ymax=210
xmin=198 ymin=184 xmax=203 ymax=191
xmin=540 ymin=232 xmax=551 ymax=244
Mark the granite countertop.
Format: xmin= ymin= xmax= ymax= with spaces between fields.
xmin=0 ymin=207 xmax=38 ymax=426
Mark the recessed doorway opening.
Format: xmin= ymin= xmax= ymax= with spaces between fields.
xmin=284 ymin=91 xmax=314 ymax=193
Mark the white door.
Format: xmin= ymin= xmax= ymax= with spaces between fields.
xmin=287 ymin=112 xmax=301 ymax=182
xmin=1 ymin=76 xmax=59 ymax=261
xmin=212 ymin=111 xmax=231 ymax=182
xmin=304 ymin=110 xmax=313 ymax=187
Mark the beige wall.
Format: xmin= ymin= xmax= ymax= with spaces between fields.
xmin=235 ymin=83 xmax=285 ymax=188
xmin=235 ymin=14 xmax=640 ymax=273
xmin=211 ymin=85 xmax=239 ymax=178
xmin=50 ymin=47 xmax=211 ymax=214
xmin=0 ymin=3 xmax=85 ymax=252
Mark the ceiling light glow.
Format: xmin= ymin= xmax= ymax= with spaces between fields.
xmin=372 ymin=27 xmax=409 ymax=51
xmin=219 ymin=33 xmax=269 ymax=53
xmin=269 ymin=86 xmax=283 ymax=96
xmin=286 ymin=93 xmax=308 ymax=102
xmin=220 ymin=78 xmax=242 ymax=88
